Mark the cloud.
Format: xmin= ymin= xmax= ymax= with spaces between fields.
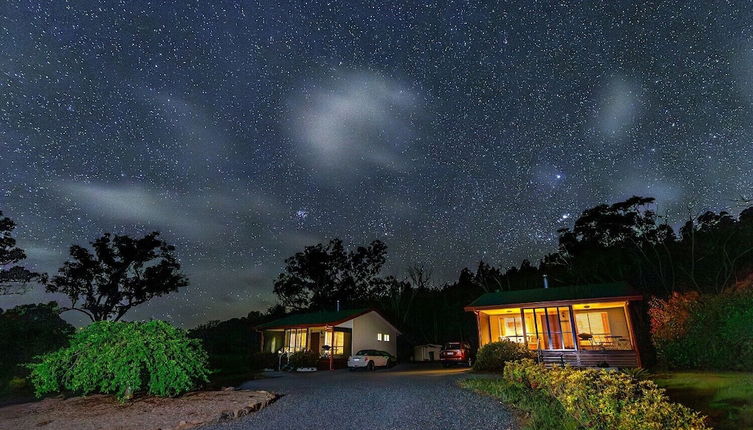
xmin=58 ymin=183 xmax=241 ymax=241
xmin=596 ymin=77 xmax=643 ymax=137
xmin=291 ymin=72 xmax=420 ymax=175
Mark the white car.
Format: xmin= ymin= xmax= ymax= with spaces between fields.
xmin=347 ymin=349 xmax=396 ymax=371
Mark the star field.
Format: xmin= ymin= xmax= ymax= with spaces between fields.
xmin=1 ymin=0 xmax=753 ymax=326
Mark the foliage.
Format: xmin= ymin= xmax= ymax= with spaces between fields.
xmin=444 ymin=197 xmax=753 ymax=299
xmin=273 ymin=239 xmax=402 ymax=311
xmin=0 ymin=302 xmax=74 ymax=385
xmin=650 ymin=290 xmax=753 ymax=370
xmin=27 ymin=320 xmax=210 ymax=400
xmin=46 ymin=232 xmax=188 ymax=321
xmin=0 ymin=211 xmax=39 ymax=295
xmin=473 ymin=340 xmax=534 ymax=372
xmin=288 ymin=350 xmax=320 ymax=369
xmin=502 ymin=359 xmax=710 ymax=430
xmin=461 ymin=377 xmax=580 ymax=430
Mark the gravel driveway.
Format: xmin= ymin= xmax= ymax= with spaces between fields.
xmin=201 ymin=364 xmax=518 ymax=430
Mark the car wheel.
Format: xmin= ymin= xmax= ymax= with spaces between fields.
xmin=367 ymin=361 xmax=375 ymax=371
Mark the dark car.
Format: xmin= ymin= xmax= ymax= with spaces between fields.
xmin=439 ymin=342 xmax=474 ymax=367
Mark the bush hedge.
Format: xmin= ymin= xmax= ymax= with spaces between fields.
xmin=288 ymin=350 xmax=320 ymax=369
xmin=650 ymin=290 xmax=753 ymax=370
xmin=28 ymin=320 xmax=210 ymax=400
xmin=473 ymin=340 xmax=534 ymax=372
xmin=503 ymin=359 xmax=709 ymax=430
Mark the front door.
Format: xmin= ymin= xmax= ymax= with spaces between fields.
xmin=309 ymin=332 xmax=320 ymax=354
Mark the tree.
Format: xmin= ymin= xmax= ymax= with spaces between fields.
xmin=46 ymin=232 xmax=188 ymax=321
xmin=0 ymin=211 xmax=39 ymax=295
xmin=273 ymin=238 xmax=393 ymax=311
xmin=0 ymin=302 xmax=74 ymax=383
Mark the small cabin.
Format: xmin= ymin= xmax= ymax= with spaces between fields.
xmin=465 ymin=282 xmax=643 ymax=368
xmin=413 ymin=344 xmax=442 ymax=362
xmin=256 ymin=308 xmax=400 ymax=369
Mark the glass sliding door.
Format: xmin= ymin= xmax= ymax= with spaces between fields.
xmin=522 ymin=306 xmax=576 ymax=351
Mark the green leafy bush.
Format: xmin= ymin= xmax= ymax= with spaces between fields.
xmin=288 ymin=350 xmax=320 ymax=369
xmin=473 ymin=340 xmax=534 ymax=372
xmin=503 ymin=359 xmax=710 ymax=430
xmin=650 ymin=290 xmax=753 ymax=370
xmin=27 ymin=320 xmax=210 ymax=400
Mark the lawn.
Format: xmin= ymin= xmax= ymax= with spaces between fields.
xmin=460 ymin=377 xmax=581 ymax=430
xmin=653 ymin=371 xmax=753 ymax=430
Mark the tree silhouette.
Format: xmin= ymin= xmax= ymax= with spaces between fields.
xmin=46 ymin=232 xmax=188 ymax=321
xmin=273 ymin=238 xmax=395 ymax=311
xmin=0 ymin=211 xmax=39 ymax=295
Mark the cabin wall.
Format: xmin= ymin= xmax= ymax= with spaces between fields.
xmin=352 ymin=311 xmax=398 ymax=356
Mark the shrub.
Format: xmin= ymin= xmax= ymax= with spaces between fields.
xmin=502 ymin=359 xmax=710 ymax=430
xmin=288 ymin=350 xmax=320 ymax=369
xmin=650 ymin=290 xmax=753 ymax=370
xmin=473 ymin=340 xmax=534 ymax=372
xmin=27 ymin=320 xmax=210 ymax=400
xmin=7 ymin=376 xmax=28 ymax=391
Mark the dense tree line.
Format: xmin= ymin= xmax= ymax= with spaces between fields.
xmin=271 ymin=196 xmax=753 ymax=349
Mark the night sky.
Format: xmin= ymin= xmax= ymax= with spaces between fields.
xmin=2 ymin=1 xmax=753 ymax=327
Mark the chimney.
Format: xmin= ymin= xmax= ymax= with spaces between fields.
xmin=543 ymin=274 xmax=549 ymax=289
xmin=336 ymin=300 xmax=340 ymax=311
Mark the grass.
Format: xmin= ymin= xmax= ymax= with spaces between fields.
xmin=460 ymin=377 xmax=581 ymax=430
xmin=653 ymin=371 xmax=753 ymax=430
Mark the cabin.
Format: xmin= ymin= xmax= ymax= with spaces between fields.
xmin=256 ymin=308 xmax=400 ymax=369
xmin=465 ymin=282 xmax=644 ymax=368
xmin=413 ymin=344 xmax=442 ymax=362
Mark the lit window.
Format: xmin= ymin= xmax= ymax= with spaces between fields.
xmin=377 ymin=333 xmax=383 ymax=341
xmin=384 ymin=334 xmax=390 ymax=342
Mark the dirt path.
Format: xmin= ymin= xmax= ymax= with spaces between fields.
xmin=0 ymin=390 xmax=277 ymax=430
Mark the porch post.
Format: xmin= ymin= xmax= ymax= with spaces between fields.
xmin=624 ymin=301 xmax=642 ymax=367
xmin=568 ymin=305 xmax=578 ymax=351
xmin=542 ymin=307 xmax=553 ymax=350
xmin=474 ymin=311 xmax=483 ymax=347
xmin=329 ymin=326 xmax=335 ymax=371
xmin=259 ymin=330 xmax=265 ymax=353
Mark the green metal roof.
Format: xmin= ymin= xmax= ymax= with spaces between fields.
xmin=255 ymin=308 xmax=371 ymax=330
xmin=466 ymin=282 xmax=642 ymax=309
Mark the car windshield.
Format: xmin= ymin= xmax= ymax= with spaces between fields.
xmin=355 ymin=350 xmax=371 ymax=355
xmin=444 ymin=343 xmax=462 ymax=349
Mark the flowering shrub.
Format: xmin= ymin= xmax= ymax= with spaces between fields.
xmin=649 ymin=291 xmax=699 ymax=343
xmin=27 ymin=320 xmax=210 ymax=400
xmin=503 ymin=359 xmax=709 ymax=430
xmin=650 ymin=290 xmax=753 ymax=370
xmin=473 ymin=340 xmax=534 ymax=372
